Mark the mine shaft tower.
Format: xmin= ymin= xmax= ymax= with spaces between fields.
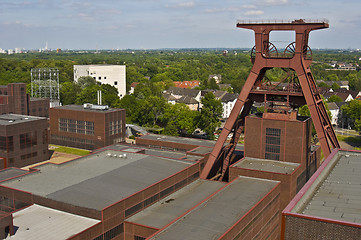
xmin=201 ymin=19 xmax=340 ymax=181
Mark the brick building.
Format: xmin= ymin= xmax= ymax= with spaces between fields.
xmin=229 ymin=113 xmax=321 ymax=209
xmin=282 ymin=149 xmax=361 ymax=239
xmin=0 ymin=140 xmax=281 ymax=239
xmin=49 ymin=104 xmax=126 ymax=150
xmin=0 ymin=83 xmax=49 ymax=118
xmin=0 ymin=114 xmax=49 ymax=169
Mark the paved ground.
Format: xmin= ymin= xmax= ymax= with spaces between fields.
xmin=22 ymin=151 xmax=82 ymax=170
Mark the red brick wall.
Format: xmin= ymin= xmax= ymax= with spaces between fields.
xmin=244 ymin=116 xmax=312 ymax=165
xmin=50 ymin=107 xmax=125 ymax=150
xmin=124 ymin=222 xmax=158 ymax=240
xmin=283 ymin=215 xmax=361 ymax=239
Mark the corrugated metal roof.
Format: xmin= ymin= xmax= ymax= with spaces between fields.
xmin=301 ymin=151 xmax=361 ymax=223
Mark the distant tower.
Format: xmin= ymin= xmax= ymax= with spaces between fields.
xmin=31 ymin=68 xmax=60 ymax=108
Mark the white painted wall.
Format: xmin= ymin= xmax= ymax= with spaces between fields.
xmin=74 ymin=65 xmax=126 ymax=98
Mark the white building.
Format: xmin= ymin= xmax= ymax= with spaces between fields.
xmin=220 ymin=93 xmax=238 ymax=119
xmin=73 ymin=65 xmax=126 ymax=98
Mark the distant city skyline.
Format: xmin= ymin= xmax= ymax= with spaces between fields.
xmin=1 ymin=0 xmax=361 ymax=50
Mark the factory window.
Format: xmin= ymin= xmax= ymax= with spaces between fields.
xmin=265 ymin=128 xmax=281 ymax=161
xmin=21 ymin=152 xmax=37 ymax=160
xmin=59 ymin=119 xmax=94 ymax=135
xmin=114 ymin=81 xmax=117 ymax=85
xmin=20 ymin=132 xmax=37 ymax=149
xmin=99 ymin=76 xmax=101 ymax=80
xmin=125 ymin=202 xmax=143 ymax=217
xmin=134 ymin=236 xmax=146 ymax=240
xmin=109 ymin=120 xmax=122 ymax=136
xmin=103 ymin=223 xmax=123 ymax=240
xmin=0 ymin=136 xmax=13 ymax=152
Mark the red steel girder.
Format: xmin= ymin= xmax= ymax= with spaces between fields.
xmin=201 ymin=19 xmax=339 ymax=181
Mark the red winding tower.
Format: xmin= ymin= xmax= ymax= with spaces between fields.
xmin=201 ymin=19 xmax=340 ymax=181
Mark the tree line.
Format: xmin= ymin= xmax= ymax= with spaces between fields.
xmin=0 ymin=49 xmax=361 ymax=135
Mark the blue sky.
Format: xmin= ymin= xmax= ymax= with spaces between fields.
xmin=1 ymin=0 xmax=360 ymax=50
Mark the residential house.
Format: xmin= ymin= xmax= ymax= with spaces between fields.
xmin=323 ymin=91 xmax=354 ymax=102
xmin=173 ymin=81 xmax=200 ymax=89
xmin=316 ymin=80 xmax=349 ymax=90
xmin=219 ymin=93 xmax=238 ymax=119
xmin=327 ymin=102 xmax=339 ymax=125
xmin=167 ymin=87 xmax=201 ymax=102
xmin=176 ymin=96 xmax=199 ymax=111
xmin=208 ymin=74 xmax=222 ymax=84
xmin=129 ymin=82 xmax=139 ymax=94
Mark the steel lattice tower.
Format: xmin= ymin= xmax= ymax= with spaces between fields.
xmin=31 ymin=68 xmax=60 ymax=107
xmin=201 ymin=19 xmax=340 ymax=181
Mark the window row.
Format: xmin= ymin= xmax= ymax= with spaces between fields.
xmin=21 ymin=151 xmax=38 ymax=160
xmin=59 ymin=118 xmax=94 ymax=135
xmin=51 ymin=135 xmax=94 ymax=145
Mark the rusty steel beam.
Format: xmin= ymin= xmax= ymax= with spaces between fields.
xmin=200 ymin=19 xmax=339 ymax=180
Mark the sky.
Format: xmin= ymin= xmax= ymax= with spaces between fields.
xmin=1 ymin=0 xmax=361 ymax=50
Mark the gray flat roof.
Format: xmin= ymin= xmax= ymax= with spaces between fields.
xmin=53 ymin=104 xmax=121 ymax=113
xmin=6 ymin=204 xmax=99 ymax=240
xmin=293 ymin=150 xmax=361 ymax=224
xmin=0 ymin=114 xmax=45 ymax=125
xmin=233 ymin=157 xmax=300 ymax=174
xmin=139 ymin=134 xmax=244 ymax=151
xmin=101 ymin=144 xmax=201 ymax=161
xmin=150 ymin=176 xmax=279 ymax=240
xmin=0 ymin=168 xmax=28 ymax=182
xmin=127 ymin=179 xmax=226 ymax=229
xmin=187 ymin=146 xmax=213 ymax=155
xmin=1 ymin=150 xmax=193 ymax=211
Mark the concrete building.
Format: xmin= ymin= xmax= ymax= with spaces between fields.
xmin=0 ymin=83 xmax=49 ymax=118
xmin=0 ymin=114 xmax=49 ymax=169
xmin=73 ymin=65 xmax=126 ymax=98
xmin=282 ymin=149 xmax=361 ymax=239
xmin=50 ymin=104 xmax=126 ymax=150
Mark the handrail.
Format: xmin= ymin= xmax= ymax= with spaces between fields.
xmin=237 ymin=19 xmax=329 ymax=25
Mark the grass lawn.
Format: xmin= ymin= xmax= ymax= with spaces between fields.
xmin=50 ymin=144 xmax=90 ymax=156
xmin=336 ymin=135 xmax=361 ymax=150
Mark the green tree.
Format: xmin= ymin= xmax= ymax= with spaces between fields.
xmin=341 ymin=100 xmax=361 ymax=133
xmin=134 ymin=96 xmax=167 ymax=127
xmin=60 ymin=82 xmax=81 ymax=105
xmin=115 ymin=95 xmax=138 ymax=123
xmin=208 ymin=78 xmax=219 ymax=90
xmin=162 ymin=103 xmax=200 ymax=136
xmin=331 ymin=83 xmax=340 ymax=91
xmin=346 ymin=73 xmax=361 ymax=91
xmin=326 ymin=74 xmax=339 ymax=81
xmin=317 ymin=82 xmax=329 ymax=88
xmin=327 ymin=95 xmax=343 ymax=103
xmin=75 ymin=84 xmax=119 ymax=107
xmin=198 ymin=92 xmax=222 ymax=139
xmin=77 ymin=76 xmax=97 ymax=88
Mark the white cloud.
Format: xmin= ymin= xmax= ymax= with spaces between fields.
xmin=261 ymin=0 xmax=288 ymax=6
xmin=204 ymin=5 xmax=256 ymax=13
xmin=166 ymin=1 xmax=195 ymax=9
xmin=244 ymin=10 xmax=264 ymax=16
